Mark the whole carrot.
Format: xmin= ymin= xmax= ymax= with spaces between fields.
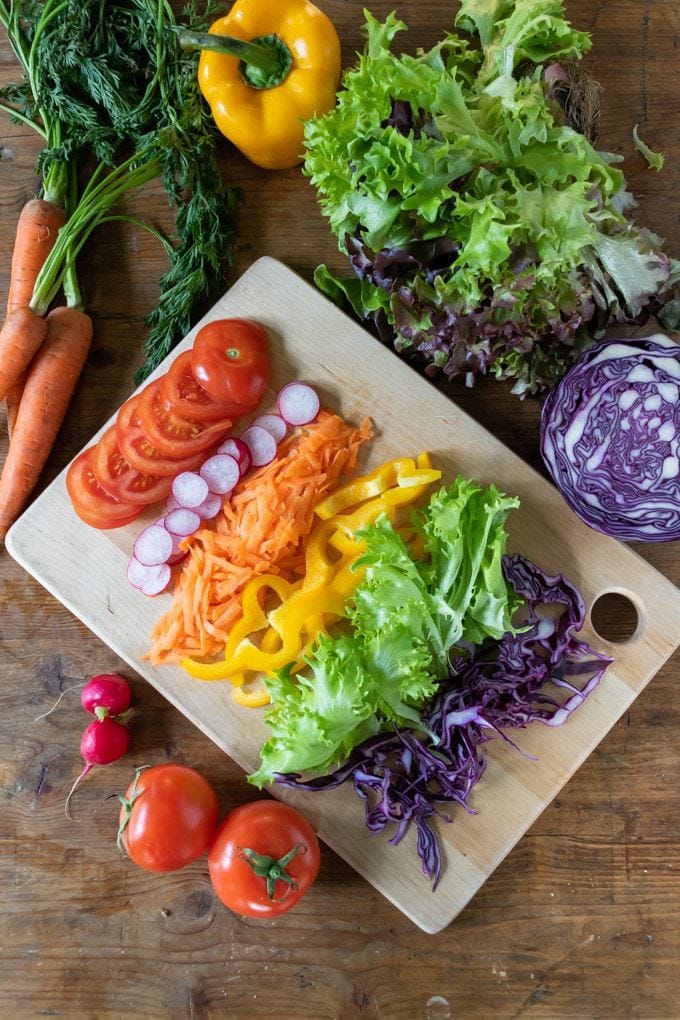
xmin=5 ymin=371 xmax=27 ymax=440
xmin=6 ymin=199 xmax=66 ymax=315
xmin=0 ymin=305 xmax=93 ymax=539
xmin=0 ymin=306 xmax=48 ymax=402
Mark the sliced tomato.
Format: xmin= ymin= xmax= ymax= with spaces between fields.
xmin=116 ymin=391 xmax=206 ymax=477
xmin=137 ymin=380 xmax=232 ymax=459
xmin=92 ymin=427 xmax=172 ymax=506
xmin=66 ymin=449 xmax=142 ymax=530
xmin=160 ymin=351 xmax=234 ymax=423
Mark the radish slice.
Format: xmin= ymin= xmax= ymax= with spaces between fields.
xmin=133 ymin=525 xmax=173 ymax=567
xmin=165 ymin=494 xmax=180 ymax=514
xmin=165 ymin=507 xmax=201 ymax=537
xmin=172 ymin=471 xmax=209 ymax=509
xmin=238 ymin=450 xmax=251 ymax=477
xmin=140 ymin=563 xmax=171 ymax=597
xmin=127 ymin=558 xmax=170 ymax=595
xmin=241 ymin=425 xmax=277 ymax=467
xmin=195 ymin=493 xmax=223 ymax=520
xmin=252 ymin=413 xmax=287 ymax=443
xmin=277 ymin=382 xmax=320 ymax=426
xmin=167 ymin=549 xmax=188 ymax=567
xmin=218 ymin=437 xmax=250 ymax=464
xmin=200 ymin=454 xmax=240 ymax=495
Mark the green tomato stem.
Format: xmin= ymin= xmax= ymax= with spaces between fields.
xmin=238 ymin=842 xmax=305 ymax=901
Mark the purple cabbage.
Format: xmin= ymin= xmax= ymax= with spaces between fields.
xmin=541 ymin=333 xmax=680 ymax=541
xmin=276 ymin=554 xmax=612 ymax=888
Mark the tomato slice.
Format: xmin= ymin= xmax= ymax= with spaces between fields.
xmin=191 ymin=319 xmax=270 ymax=414
xmin=92 ymin=427 xmax=172 ymax=506
xmin=160 ymin=351 xmax=234 ymax=423
xmin=116 ymin=391 xmax=207 ymax=477
xmin=66 ymin=449 xmax=142 ymax=529
xmin=137 ymin=380 xmax=232 ymax=459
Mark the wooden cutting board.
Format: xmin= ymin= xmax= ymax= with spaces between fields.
xmin=7 ymin=257 xmax=680 ymax=934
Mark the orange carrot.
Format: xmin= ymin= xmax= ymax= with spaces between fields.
xmin=0 ymin=305 xmax=93 ymax=539
xmin=0 ymin=306 xmax=48 ymax=402
xmin=6 ymin=199 xmax=66 ymax=315
xmin=148 ymin=412 xmax=373 ymax=664
xmin=5 ymin=371 xmax=27 ymax=440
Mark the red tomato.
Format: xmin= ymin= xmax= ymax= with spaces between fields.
xmin=208 ymin=800 xmax=320 ymax=917
xmin=161 ymin=350 xmax=234 ymax=423
xmin=92 ymin=426 xmax=172 ymax=505
xmin=66 ymin=449 xmax=142 ymax=529
xmin=118 ymin=765 xmax=219 ymax=873
xmin=116 ymin=390 xmax=207 ymax=477
xmin=137 ymin=381 xmax=232 ymax=459
xmin=191 ymin=319 xmax=270 ymax=414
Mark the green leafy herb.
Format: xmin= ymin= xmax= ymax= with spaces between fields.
xmin=632 ymin=124 xmax=665 ymax=172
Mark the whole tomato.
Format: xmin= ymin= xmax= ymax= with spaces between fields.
xmin=208 ymin=800 xmax=320 ymax=917
xmin=190 ymin=319 xmax=270 ymax=414
xmin=117 ymin=765 xmax=219 ymax=872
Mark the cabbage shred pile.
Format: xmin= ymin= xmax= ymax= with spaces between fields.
xmin=304 ymin=0 xmax=678 ymax=395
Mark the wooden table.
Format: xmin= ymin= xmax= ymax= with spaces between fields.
xmin=1 ymin=2 xmax=679 ymax=1016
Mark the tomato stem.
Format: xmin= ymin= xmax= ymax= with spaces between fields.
xmin=116 ymin=765 xmax=150 ymax=853
xmin=238 ymin=843 xmax=306 ymax=901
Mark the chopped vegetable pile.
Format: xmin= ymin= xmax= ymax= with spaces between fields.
xmin=305 ymin=0 xmax=679 ymax=395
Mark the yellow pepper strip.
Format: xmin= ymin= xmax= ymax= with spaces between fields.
xmin=416 ymin=451 xmax=433 ymax=469
xmin=232 ymin=680 xmax=270 ymax=708
xmin=314 ymin=458 xmax=416 ymax=520
xmin=189 ymin=0 xmax=341 ymax=170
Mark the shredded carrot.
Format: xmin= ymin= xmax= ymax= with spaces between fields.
xmin=147 ymin=411 xmax=373 ymax=664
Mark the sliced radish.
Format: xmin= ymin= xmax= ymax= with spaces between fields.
xmin=252 ymin=413 xmax=287 ymax=443
xmin=218 ymin=437 xmax=250 ymax=465
xmin=200 ymin=454 xmax=240 ymax=495
xmin=165 ymin=494 xmax=180 ymax=514
xmin=241 ymin=425 xmax=277 ymax=467
xmin=165 ymin=507 xmax=201 ymax=537
xmin=277 ymin=382 xmax=320 ymax=426
xmin=133 ymin=525 xmax=173 ymax=567
xmin=140 ymin=563 xmax=171 ymax=597
xmin=238 ymin=450 xmax=251 ymax=477
xmin=172 ymin=471 xmax=209 ymax=509
xmin=195 ymin=493 xmax=223 ymax=520
xmin=127 ymin=558 xmax=170 ymax=595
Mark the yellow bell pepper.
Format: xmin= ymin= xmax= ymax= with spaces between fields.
xmin=182 ymin=0 xmax=341 ymax=170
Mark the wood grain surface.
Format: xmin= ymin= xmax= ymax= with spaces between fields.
xmin=1 ymin=0 xmax=679 ymax=1016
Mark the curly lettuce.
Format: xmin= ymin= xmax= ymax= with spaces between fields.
xmin=304 ymin=1 xmax=675 ymax=395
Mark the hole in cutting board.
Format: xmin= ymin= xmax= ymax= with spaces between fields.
xmin=590 ymin=592 xmax=640 ymax=643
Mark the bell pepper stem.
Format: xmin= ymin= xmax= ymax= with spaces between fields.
xmin=177 ymin=28 xmax=293 ymax=90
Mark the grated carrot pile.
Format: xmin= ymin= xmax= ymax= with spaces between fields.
xmin=147 ymin=411 xmax=373 ymax=664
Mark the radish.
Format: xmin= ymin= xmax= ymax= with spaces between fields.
xmin=127 ymin=558 xmax=171 ymax=596
xmin=165 ymin=494 xmax=180 ymax=514
xmin=165 ymin=507 xmax=201 ymax=537
xmin=172 ymin=471 xmax=209 ymax=509
xmin=195 ymin=493 xmax=223 ymax=520
xmin=133 ymin=525 xmax=173 ymax=567
xmin=241 ymin=425 xmax=277 ymax=467
xmin=218 ymin=437 xmax=251 ymax=476
xmin=252 ymin=413 xmax=287 ymax=443
xmin=81 ymin=674 xmax=131 ymax=721
xmin=277 ymin=382 xmax=320 ymax=426
xmin=200 ymin=454 xmax=240 ymax=495
xmin=65 ymin=717 xmax=131 ymax=819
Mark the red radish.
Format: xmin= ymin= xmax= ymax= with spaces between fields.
xmin=165 ymin=494 xmax=180 ymax=514
xmin=133 ymin=524 xmax=173 ymax=567
xmin=81 ymin=674 xmax=131 ymax=720
xmin=241 ymin=425 xmax=277 ymax=467
xmin=195 ymin=493 xmax=222 ymax=520
xmin=277 ymin=382 xmax=320 ymax=426
xmin=200 ymin=453 xmax=240 ymax=495
xmin=252 ymin=413 xmax=287 ymax=443
xmin=167 ymin=530 xmax=189 ymax=565
xmin=127 ymin=558 xmax=171 ymax=595
xmin=65 ymin=717 xmax=131 ymax=818
xmin=172 ymin=471 xmax=209 ymax=509
xmin=165 ymin=507 xmax=201 ymax=537
xmin=218 ymin=437 xmax=251 ymax=475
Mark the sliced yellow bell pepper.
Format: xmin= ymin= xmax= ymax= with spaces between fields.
xmin=314 ymin=458 xmax=416 ymax=520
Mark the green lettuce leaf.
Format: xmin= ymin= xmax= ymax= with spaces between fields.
xmin=632 ymin=125 xmax=665 ymax=172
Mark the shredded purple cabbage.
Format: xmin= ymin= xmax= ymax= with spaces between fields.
xmin=276 ymin=554 xmax=612 ymax=888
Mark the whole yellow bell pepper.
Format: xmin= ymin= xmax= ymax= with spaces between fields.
xmin=180 ymin=0 xmax=341 ymax=170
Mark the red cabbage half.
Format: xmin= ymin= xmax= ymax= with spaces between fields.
xmin=541 ymin=333 xmax=680 ymax=541
xmin=276 ymin=555 xmax=612 ymax=888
